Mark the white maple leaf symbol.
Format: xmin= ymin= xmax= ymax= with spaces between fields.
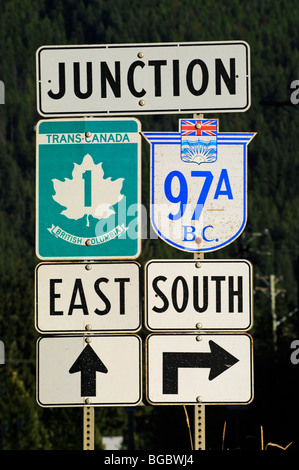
xmin=52 ymin=154 xmax=124 ymax=226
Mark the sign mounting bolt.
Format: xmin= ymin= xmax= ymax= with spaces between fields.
xmin=137 ymin=52 xmax=144 ymax=58
xmin=85 ymin=131 xmax=91 ymax=138
xmin=195 ymin=261 xmax=202 ymax=268
xmin=85 ymin=239 xmax=91 ymax=246
xmin=85 ymin=324 xmax=92 ymax=331
xmin=85 ymin=337 xmax=92 ymax=344
xmin=195 ymin=236 xmax=202 ymax=246
xmin=139 ymin=99 xmax=146 ymax=106
xmin=196 ymin=396 xmax=203 ymax=403
xmin=85 ymin=398 xmax=92 ymax=405
xmin=195 ymin=123 xmax=202 ymax=130
xmin=85 ymin=264 xmax=92 ymax=270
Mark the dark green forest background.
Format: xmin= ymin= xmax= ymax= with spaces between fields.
xmin=0 ymin=0 xmax=298 ymax=451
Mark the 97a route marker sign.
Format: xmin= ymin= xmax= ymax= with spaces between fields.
xmin=144 ymin=118 xmax=255 ymax=253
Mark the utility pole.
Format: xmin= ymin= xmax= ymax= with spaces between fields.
xmin=256 ymin=275 xmax=286 ymax=350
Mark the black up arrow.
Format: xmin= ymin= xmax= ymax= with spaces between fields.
xmin=69 ymin=344 xmax=108 ymax=397
xmin=163 ymin=340 xmax=239 ymax=394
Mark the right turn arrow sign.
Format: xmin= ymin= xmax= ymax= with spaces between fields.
xmin=163 ymin=340 xmax=239 ymax=394
xmin=146 ymin=333 xmax=253 ymax=405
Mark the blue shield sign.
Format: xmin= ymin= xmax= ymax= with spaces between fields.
xmin=144 ymin=120 xmax=255 ymax=253
xmin=36 ymin=118 xmax=141 ymax=259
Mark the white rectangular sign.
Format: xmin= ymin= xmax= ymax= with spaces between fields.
xmin=145 ymin=260 xmax=252 ymax=331
xmin=146 ymin=333 xmax=253 ymax=405
xmin=36 ymin=335 xmax=142 ymax=407
xmin=35 ymin=262 xmax=141 ymax=333
xmin=36 ymin=41 xmax=250 ymax=116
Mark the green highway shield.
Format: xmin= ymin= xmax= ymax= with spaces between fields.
xmin=36 ymin=118 xmax=141 ymax=259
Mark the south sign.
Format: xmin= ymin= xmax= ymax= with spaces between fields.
xmin=36 ymin=41 xmax=250 ymax=116
xmin=145 ymin=259 xmax=253 ymax=331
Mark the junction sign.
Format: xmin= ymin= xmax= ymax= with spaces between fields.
xmin=36 ymin=41 xmax=250 ymax=116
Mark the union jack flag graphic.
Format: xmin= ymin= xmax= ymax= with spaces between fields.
xmin=180 ymin=119 xmax=218 ymax=165
xmin=181 ymin=119 xmax=218 ymax=136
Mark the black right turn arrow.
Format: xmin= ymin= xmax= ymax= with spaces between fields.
xmin=163 ymin=340 xmax=239 ymax=394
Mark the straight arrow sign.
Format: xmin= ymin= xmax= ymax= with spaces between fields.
xmin=36 ymin=335 xmax=142 ymax=407
xmin=163 ymin=340 xmax=239 ymax=394
xmin=69 ymin=344 xmax=108 ymax=396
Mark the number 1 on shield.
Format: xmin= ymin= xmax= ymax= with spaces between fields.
xmin=82 ymin=170 xmax=92 ymax=207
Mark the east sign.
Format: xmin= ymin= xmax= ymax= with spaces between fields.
xmin=36 ymin=41 xmax=250 ymax=116
xmin=35 ymin=262 xmax=141 ymax=334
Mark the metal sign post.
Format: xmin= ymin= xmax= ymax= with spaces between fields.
xmin=194 ymin=245 xmax=206 ymax=450
xmin=83 ymin=325 xmax=95 ymax=450
xmin=194 ymin=112 xmax=205 ymax=451
xmin=83 ymin=406 xmax=94 ymax=450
